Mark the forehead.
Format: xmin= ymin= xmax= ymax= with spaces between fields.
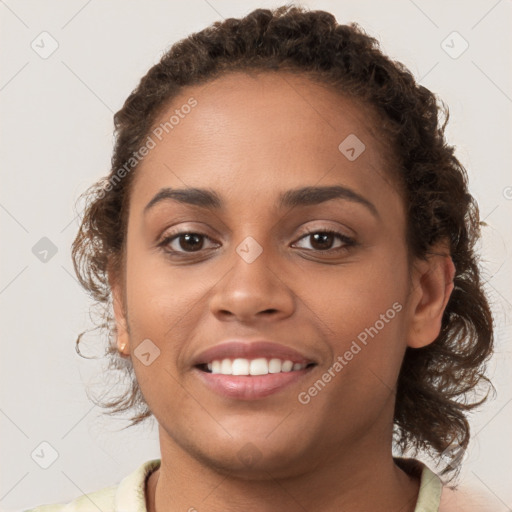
xmin=130 ymin=70 xmax=399 ymax=212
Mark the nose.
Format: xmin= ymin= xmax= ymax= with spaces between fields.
xmin=209 ymin=241 xmax=295 ymax=324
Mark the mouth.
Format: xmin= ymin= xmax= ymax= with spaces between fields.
xmin=193 ymin=356 xmax=317 ymax=400
xmin=191 ymin=340 xmax=319 ymax=400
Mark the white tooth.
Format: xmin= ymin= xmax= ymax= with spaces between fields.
xmin=250 ymin=358 xmax=269 ymax=375
xmin=211 ymin=360 xmax=221 ymax=374
xmin=214 ymin=358 xmax=303 ymax=375
xmin=232 ymin=358 xmax=250 ymax=375
xmin=268 ymin=358 xmax=282 ymax=373
xmin=281 ymin=360 xmax=293 ymax=372
xmin=220 ymin=358 xmax=233 ymax=375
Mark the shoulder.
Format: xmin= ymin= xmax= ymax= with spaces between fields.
xmin=439 ymin=476 xmax=499 ymax=512
xmin=396 ymin=457 xmax=498 ymax=512
xmin=22 ymin=458 xmax=161 ymax=512
xmin=22 ymin=485 xmax=117 ymax=512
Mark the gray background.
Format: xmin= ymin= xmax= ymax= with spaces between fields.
xmin=1 ymin=0 xmax=511 ymax=510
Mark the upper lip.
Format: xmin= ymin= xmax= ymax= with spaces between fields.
xmin=192 ymin=340 xmax=318 ymax=366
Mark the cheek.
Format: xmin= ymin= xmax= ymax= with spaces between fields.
xmin=305 ymin=245 xmax=409 ymax=381
xmin=126 ymin=236 xmax=205 ymax=316
xmin=306 ymin=244 xmax=407 ymax=326
xmin=123 ymin=245 xmax=206 ymax=366
xmin=123 ymin=251 xmax=203 ymax=416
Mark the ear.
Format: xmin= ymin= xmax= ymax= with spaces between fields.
xmin=406 ymin=239 xmax=456 ymax=349
xmin=107 ymin=262 xmax=130 ymax=356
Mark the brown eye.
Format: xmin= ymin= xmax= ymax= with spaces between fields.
xmin=176 ymin=233 xmax=204 ymax=252
xmin=293 ymin=229 xmax=355 ymax=253
xmin=160 ymin=232 xmax=217 ymax=254
xmin=308 ymin=232 xmax=336 ymax=250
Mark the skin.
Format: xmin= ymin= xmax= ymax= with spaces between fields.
xmin=109 ymin=71 xmax=455 ymax=512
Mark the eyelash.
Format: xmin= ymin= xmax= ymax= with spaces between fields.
xmin=158 ymin=228 xmax=356 ymax=257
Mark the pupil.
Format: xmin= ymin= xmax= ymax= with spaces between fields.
xmin=311 ymin=233 xmax=332 ymax=250
xmin=180 ymin=233 xmax=202 ymax=251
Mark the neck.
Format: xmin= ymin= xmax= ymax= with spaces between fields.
xmin=146 ymin=428 xmax=420 ymax=512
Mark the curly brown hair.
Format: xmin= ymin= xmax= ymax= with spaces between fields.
xmin=71 ymin=4 xmax=494 ymax=478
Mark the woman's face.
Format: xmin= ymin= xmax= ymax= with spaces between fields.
xmin=111 ymin=71 xmax=441 ymax=477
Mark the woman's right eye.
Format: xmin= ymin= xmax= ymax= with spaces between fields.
xmin=159 ymin=232 xmax=219 ymax=254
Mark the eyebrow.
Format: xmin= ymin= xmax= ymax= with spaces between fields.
xmin=144 ymin=185 xmax=379 ymax=218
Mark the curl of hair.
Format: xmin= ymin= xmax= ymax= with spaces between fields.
xmin=71 ymin=4 xmax=494 ymax=477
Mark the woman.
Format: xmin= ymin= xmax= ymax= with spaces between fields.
xmin=27 ymin=5 xmax=495 ymax=511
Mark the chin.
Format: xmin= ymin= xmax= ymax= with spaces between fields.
xmin=191 ymin=429 xmax=316 ymax=480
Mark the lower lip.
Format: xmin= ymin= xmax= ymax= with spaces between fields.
xmin=193 ymin=366 xmax=315 ymax=400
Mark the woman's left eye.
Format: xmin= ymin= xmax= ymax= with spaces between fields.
xmin=159 ymin=229 xmax=355 ymax=256
xmin=292 ymin=230 xmax=356 ymax=253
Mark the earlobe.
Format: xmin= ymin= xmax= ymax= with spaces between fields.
xmin=117 ymin=339 xmax=129 ymax=355
xmin=406 ymin=242 xmax=456 ymax=349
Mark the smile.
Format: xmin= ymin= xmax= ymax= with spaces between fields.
xmin=194 ymin=359 xmax=317 ymax=400
xmin=197 ymin=357 xmax=315 ymax=375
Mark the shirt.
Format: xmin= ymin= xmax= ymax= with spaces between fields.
xmin=21 ymin=457 xmax=483 ymax=512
